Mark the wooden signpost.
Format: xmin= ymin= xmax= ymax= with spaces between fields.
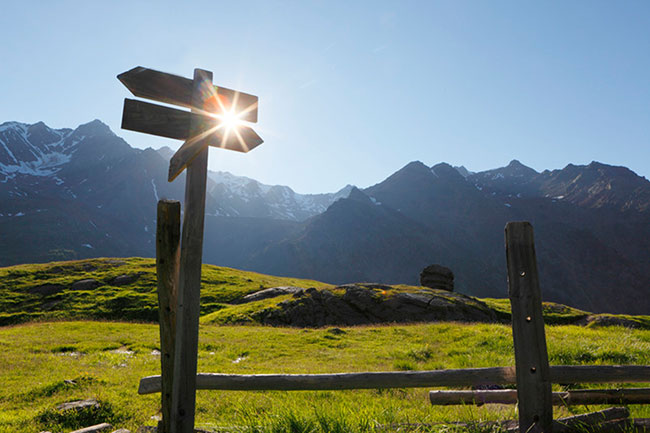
xmin=119 ymin=66 xmax=262 ymax=433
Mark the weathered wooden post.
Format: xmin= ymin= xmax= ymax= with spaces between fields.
xmin=118 ymin=66 xmax=262 ymax=433
xmin=168 ymin=69 xmax=212 ymax=433
xmin=506 ymin=221 xmax=553 ymax=433
xmin=156 ymin=200 xmax=181 ymax=433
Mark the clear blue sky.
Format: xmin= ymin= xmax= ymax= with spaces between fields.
xmin=1 ymin=1 xmax=648 ymax=193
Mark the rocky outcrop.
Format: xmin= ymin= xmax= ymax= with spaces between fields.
xmin=241 ymin=286 xmax=305 ymax=303
xmin=579 ymin=314 xmax=650 ymax=329
xmin=56 ymin=399 xmax=100 ymax=412
xmin=420 ymin=264 xmax=454 ymax=291
xmin=240 ymin=283 xmax=497 ymax=327
xmin=71 ymin=279 xmax=101 ymax=290
xmin=28 ymin=283 xmax=65 ymax=296
xmin=109 ymin=274 xmax=140 ymax=286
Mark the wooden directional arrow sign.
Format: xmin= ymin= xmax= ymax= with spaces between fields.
xmin=118 ymin=66 xmax=258 ymax=122
xmin=118 ymin=66 xmax=262 ymax=181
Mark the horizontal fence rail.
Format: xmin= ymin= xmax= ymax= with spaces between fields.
xmin=138 ymin=365 xmax=650 ymax=395
xmin=429 ymin=388 xmax=650 ymax=406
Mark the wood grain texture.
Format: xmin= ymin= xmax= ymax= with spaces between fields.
xmin=119 ymin=67 xmax=193 ymax=109
xmin=429 ymin=388 xmax=650 ymax=406
xmin=69 ymin=424 xmax=113 ymax=433
xmin=169 ymin=69 xmax=213 ymax=433
xmin=156 ymin=200 xmax=181 ymax=433
xmin=121 ymin=99 xmax=223 ymax=141
xmin=506 ymin=221 xmax=553 ymax=433
xmin=122 ymin=99 xmax=192 ymax=140
xmin=552 ymin=408 xmax=630 ymax=433
xmin=122 ymin=98 xmax=261 ymax=157
xmin=118 ymin=66 xmax=258 ymax=122
xmin=137 ymin=365 xmax=650 ymax=394
xmin=375 ymin=410 xmax=637 ymax=433
xmin=167 ymin=123 xmax=263 ymax=181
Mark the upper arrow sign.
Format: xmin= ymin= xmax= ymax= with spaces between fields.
xmin=118 ymin=67 xmax=258 ymax=123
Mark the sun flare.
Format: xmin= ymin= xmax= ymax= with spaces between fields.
xmin=218 ymin=109 xmax=243 ymax=133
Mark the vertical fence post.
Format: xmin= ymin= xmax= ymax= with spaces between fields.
xmin=505 ymin=222 xmax=553 ymax=433
xmin=156 ymin=200 xmax=181 ymax=433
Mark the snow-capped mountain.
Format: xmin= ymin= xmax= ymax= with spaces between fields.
xmin=0 ymin=119 xmax=352 ymax=265
xmin=206 ymin=171 xmax=353 ymax=221
xmin=2 ymin=119 xmax=649 ymax=314
xmin=0 ymin=121 xmax=74 ymax=180
xmin=153 ymin=147 xmax=353 ymax=221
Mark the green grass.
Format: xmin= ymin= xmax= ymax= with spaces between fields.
xmin=2 ymin=258 xmax=650 ymax=432
xmin=0 ymin=257 xmax=650 ymax=329
xmin=1 ymin=321 xmax=649 ymax=432
xmin=0 ymin=258 xmax=330 ymax=326
xmin=3 ymin=258 xmax=649 ymax=330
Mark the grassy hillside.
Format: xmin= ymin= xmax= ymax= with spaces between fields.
xmin=2 ymin=258 xmax=648 ymax=328
xmin=1 ymin=258 xmax=649 ymax=432
xmin=0 ymin=257 xmax=329 ymax=326
xmin=1 ymin=321 xmax=649 ymax=432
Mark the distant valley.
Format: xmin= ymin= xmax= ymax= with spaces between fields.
xmin=1 ymin=119 xmax=648 ymax=314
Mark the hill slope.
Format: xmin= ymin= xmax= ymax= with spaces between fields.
xmin=1 ymin=258 xmax=648 ymax=329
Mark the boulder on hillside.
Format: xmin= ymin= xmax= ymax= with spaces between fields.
xmin=28 ymin=283 xmax=65 ymax=296
xmin=56 ymin=399 xmax=100 ymax=412
xmin=70 ymin=279 xmax=101 ymax=290
xmin=241 ymin=286 xmax=306 ymax=303
xmin=109 ymin=274 xmax=140 ymax=286
xmin=420 ymin=264 xmax=454 ymax=291
xmin=579 ymin=314 xmax=649 ymax=329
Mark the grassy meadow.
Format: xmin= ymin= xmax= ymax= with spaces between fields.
xmin=1 ymin=321 xmax=649 ymax=432
xmin=1 ymin=258 xmax=649 ymax=432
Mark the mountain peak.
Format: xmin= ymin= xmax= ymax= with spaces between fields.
xmin=431 ymin=162 xmax=464 ymax=180
xmin=347 ymin=186 xmax=371 ymax=202
xmin=74 ymin=119 xmax=114 ymax=137
xmin=401 ymin=160 xmax=430 ymax=173
xmin=0 ymin=121 xmax=28 ymax=133
xmin=29 ymin=120 xmax=48 ymax=129
xmin=454 ymin=165 xmax=473 ymax=178
xmin=26 ymin=121 xmax=66 ymax=147
xmin=505 ymin=159 xmax=536 ymax=173
xmin=156 ymin=146 xmax=175 ymax=161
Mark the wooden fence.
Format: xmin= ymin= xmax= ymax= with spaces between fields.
xmin=149 ymin=206 xmax=650 ymax=433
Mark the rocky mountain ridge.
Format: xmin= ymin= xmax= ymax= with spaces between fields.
xmin=1 ymin=119 xmax=648 ymax=314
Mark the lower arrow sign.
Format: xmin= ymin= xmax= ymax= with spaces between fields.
xmin=121 ymin=98 xmax=263 ymax=180
xmin=168 ymin=123 xmax=263 ymax=181
xmin=122 ymin=98 xmax=196 ymax=140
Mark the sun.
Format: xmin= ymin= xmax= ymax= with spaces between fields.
xmin=218 ymin=109 xmax=243 ymax=133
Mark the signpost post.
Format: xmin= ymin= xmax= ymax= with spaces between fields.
xmin=118 ymin=66 xmax=262 ymax=433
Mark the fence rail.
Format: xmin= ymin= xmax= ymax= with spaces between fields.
xmin=138 ymin=365 xmax=650 ymax=395
xmin=429 ymin=388 xmax=650 ymax=406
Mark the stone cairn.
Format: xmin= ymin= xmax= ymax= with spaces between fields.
xmin=420 ymin=264 xmax=454 ymax=292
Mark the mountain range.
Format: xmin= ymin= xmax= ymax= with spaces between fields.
xmin=1 ymin=120 xmax=648 ymax=314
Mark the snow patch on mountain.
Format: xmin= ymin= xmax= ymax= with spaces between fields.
xmin=208 ymin=171 xmax=354 ymax=221
xmin=151 ymin=179 xmax=159 ymax=201
xmin=0 ymin=121 xmax=74 ymax=179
